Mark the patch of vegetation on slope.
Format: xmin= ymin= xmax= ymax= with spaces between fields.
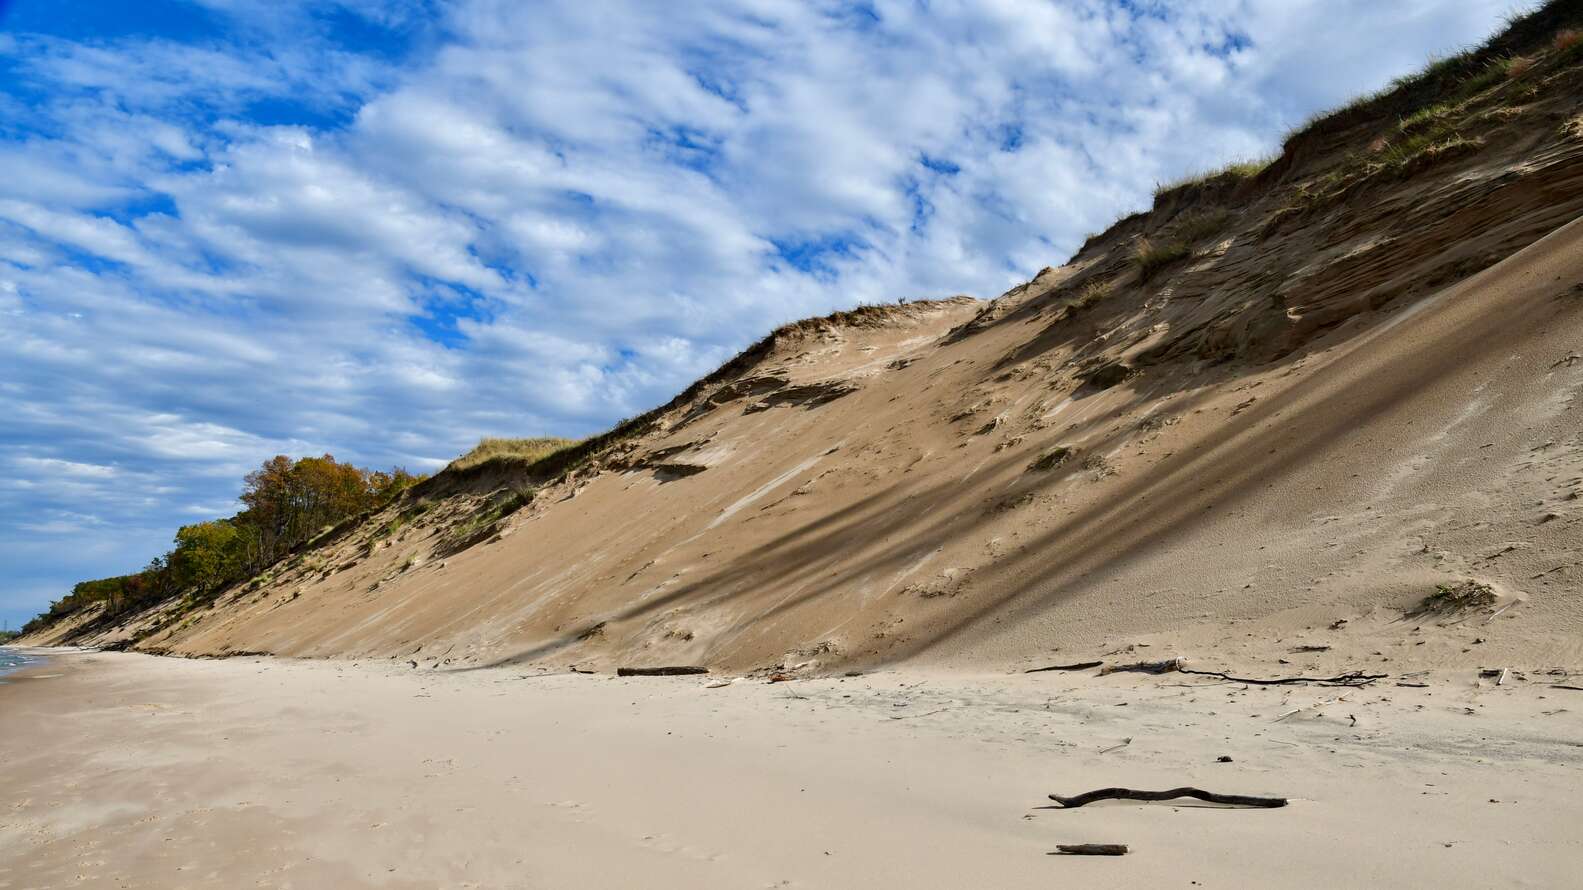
xmin=1001 ymin=0 xmax=1583 ymax=374
xmin=20 ymin=455 xmax=422 ymax=640
xmin=447 ymin=437 xmax=581 ymax=472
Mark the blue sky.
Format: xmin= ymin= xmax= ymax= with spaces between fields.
xmin=0 ymin=0 xmax=1516 ymax=629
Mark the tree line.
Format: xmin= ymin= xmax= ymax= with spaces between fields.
xmin=23 ymin=454 xmax=422 ymax=634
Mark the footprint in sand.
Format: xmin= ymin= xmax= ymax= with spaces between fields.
xmin=637 ymin=831 xmax=726 ymax=863
xmin=546 ymin=799 xmax=591 ymax=824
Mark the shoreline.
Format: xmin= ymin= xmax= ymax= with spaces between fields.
xmin=0 ymin=644 xmax=55 ymax=683
xmin=3 ymin=650 xmax=1581 ymax=887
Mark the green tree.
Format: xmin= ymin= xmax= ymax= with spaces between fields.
xmin=168 ymin=520 xmax=247 ymax=593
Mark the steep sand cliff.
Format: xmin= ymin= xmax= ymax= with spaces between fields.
xmin=23 ymin=10 xmax=1583 ymax=677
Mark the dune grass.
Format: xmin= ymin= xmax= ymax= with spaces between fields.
xmin=1398 ymin=101 xmax=1460 ymax=133
xmin=1153 ymin=156 xmax=1274 ymax=198
xmin=1423 ymin=580 xmax=1498 ymax=613
xmin=1132 ymin=237 xmax=1191 ymax=282
xmin=1173 ymin=208 xmax=1233 ymax=244
xmin=450 ymin=436 xmax=580 ymax=471
xmin=1459 ymin=56 xmax=1520 ymax=96
xmin=1392 ymin=132 xmax=1480 ymax=170
xmin=1067 ymin=278 xmax=1113 ymax=314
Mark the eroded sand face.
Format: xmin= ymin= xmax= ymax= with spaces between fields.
xmin=3 ymin=651 xmax=1580 ymax=889
xmin=33 ymin=217 xmax=1583 ymax=681
xmin=21 ymin=46 xmax=1583 ymax=676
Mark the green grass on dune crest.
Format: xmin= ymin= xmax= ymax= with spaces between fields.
xmin=1152 ymin=156 xmax=1275 ymax=198
xmin=449 ymin=437 xmax=581 ymax=471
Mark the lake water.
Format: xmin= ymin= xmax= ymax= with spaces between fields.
xmin=0 ymin=648 xmax=38 ymax=681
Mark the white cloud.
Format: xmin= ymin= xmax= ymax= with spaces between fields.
xmin=13 ymin=457 xmax=119 ymax=479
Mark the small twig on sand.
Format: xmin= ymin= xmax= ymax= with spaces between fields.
xmin=1098 ymin=737 xmax=1132 ymax=754
xmin=1179 ymin=668 xmax=1384 ymax=687
xmin=890 ymin=707 xmax=952 ymax=720
xmin=1048 ymin=787 xmax=1287 ymax=809
xmin=1551 ymin=685 xmax=1583 ymax=692
xmin=1052 ymin=844 xmax=1128 ymax=856
xmin=1484 ymin=601 xmax=1517 ymax=624
xmin=1026 ymin=661 xmax=1104 ymax=673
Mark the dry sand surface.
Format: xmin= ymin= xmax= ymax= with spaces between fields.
xmin=3 ymin=649 xmax=1582 ymax=888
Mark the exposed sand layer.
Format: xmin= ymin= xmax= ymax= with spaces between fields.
xmin=3 ymin=650 xmax=1581 ymax=888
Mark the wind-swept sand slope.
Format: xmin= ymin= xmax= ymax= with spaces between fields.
xmin=20 ymin=8 xmax=1583 ymax=675
xmin=79 ymin=217 xmax=1583 ymax=677
xmin=2 ymin=651 xmax=1580 ymax=889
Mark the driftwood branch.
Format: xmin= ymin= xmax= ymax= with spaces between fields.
xmin=1026 ymin=661 xmax=1103 ymax=673
xmin=1048 ymin=787 xmax=1287 ymax=809
xmin=1178 ymin=668 xmax=1384 ymax=687
xmin=616 ymin=666 xmax=709 ymax=677
xmin=1092 ymin=655 xmax=1384 ymax=687
xmin=1053 ymin=844 xmax=1128 ymax=856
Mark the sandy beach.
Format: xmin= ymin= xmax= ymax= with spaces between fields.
xmin=3 ymin=649 xmax=1581 ymax=888
xmin=8 ymin=5 xmax=1583 ymax=889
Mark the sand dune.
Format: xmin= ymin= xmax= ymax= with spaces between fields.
xmin=36 ymin=214 xmax=1583 ymax=678
xmin=24 ymin=25 xmax=1583 ymax=675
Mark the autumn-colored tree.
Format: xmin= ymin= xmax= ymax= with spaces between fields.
xmin=369 ymin=467 xmax=422 ymax=501
xmin=235 ymin=454 xmax=422 ymax=570
xmin=25 ymin=453 xmax=425 ymax=632
xmin=239 ymin=455 xmax=294 ymax=567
